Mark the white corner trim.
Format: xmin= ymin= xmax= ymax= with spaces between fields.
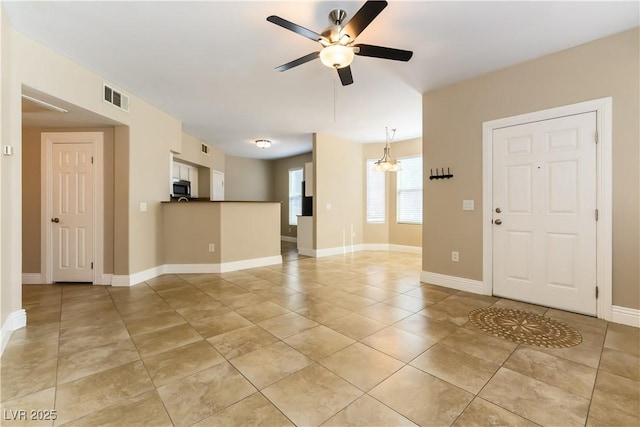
xmin=280 ymin=236 xmax=297 ymax=243
xmin=298 ymin=248 xmax=315 ymax=257
xmin=22 ymin=273 xmax=45 ymax=284
xmin=95 ymin=274 xmax=113 ymax=285
xmin=420 ymin=271 xmax=486 ymax=295
xmin=611 ymin=306 xmax=640 ymax=328
xmin=1 ymin=309 xmax=27 ymax=355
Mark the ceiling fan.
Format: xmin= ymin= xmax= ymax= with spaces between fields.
xmin=267 ymin=0 xmax=413 ymax=86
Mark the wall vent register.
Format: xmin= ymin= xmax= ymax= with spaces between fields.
xmin=103 ymin=83 xmax=129 ymax=112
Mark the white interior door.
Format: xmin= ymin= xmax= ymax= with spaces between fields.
xmin=211 ymin=170 xmax=224 ymax=201
xmin=52 ymin=142 xmax=94 ymax=282
xmin=492 ymin=112 xmax=597 ymax=315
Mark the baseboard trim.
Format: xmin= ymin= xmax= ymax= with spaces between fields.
xmin=611 ymin=305 xmax=640 ymax=328
xmin=308 ymin=244 xmax=422 ymax=258
xmin=1 ymin=309 xmax=27 ymax=355
xmin=280 ymin=236 xmax=297 ymax=243
xmin=420 ymin=271 xmax=486 ymax=295
xmin=111 ymin=256 xmax=283 ymax=287
xmin=22 ymin=273 xmax=44 ymax=284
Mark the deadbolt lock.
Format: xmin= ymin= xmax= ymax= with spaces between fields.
xmin=495 ymin=207 xmax=502 ymax=213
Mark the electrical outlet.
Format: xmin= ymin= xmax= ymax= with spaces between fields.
xmin=208 ymin=243 xmax=215 ymax=252
xmin=451 ymin=251 xmax=459 ymax=262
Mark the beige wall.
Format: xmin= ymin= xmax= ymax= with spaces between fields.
xmin=363 ymin=138 xmax=422 ymax=247
xmin=422 ymin=28 xmax=640 ymax=309
xmin=273 ymin=152 xmax=313 ymax=238
xmin=174 ymin=132 xmax=225 ymax=200
xmin=225 ymin=156 xmax=274 ymax=201
xmin=314 ymin=133 xmax=363 ymax=250
xmin=21 ymin=127 xmax=116 ymax=274
xmin=163 ymin=202 xmax=280 ymax=264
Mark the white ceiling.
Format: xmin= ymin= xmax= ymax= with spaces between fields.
xmin=6 ymin=1 xmax=639 ymax=159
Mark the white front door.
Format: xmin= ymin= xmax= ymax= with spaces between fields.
xmin=51 ymin=142 xmax=94 ymax=282
xmin=492 ymin=112 xmax=597 ymax=315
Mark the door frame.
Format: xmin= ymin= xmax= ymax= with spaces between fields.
xmin=482 ymin=98 xmax=612 ymax=320
xmin=41 ymin=132 xmax=105 ymax=284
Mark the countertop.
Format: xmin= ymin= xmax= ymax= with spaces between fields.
xmin=162 ymin=199 xmax=281 ymax=203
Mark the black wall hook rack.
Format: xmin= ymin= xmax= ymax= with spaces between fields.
xmin=429 ymin=168 xmax=453 ymax=180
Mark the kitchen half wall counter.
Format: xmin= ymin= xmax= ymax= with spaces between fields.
xmin=163 ymin=201 xmax=282 ymax=272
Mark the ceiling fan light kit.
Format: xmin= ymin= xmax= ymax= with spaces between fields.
xmin=267 ymin=0 xmax=412 ymax=86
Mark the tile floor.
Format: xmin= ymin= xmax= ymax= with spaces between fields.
xmin=1 ymin=244 xmax=639 ymax=426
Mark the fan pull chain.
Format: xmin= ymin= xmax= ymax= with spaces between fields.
xmin=333 ymin=74 xmax=337 ymax=124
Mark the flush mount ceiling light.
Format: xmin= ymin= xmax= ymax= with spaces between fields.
xmin=373 ymin=127 xmax=402 ymax=172
xmin=255 ymin=139 xmax=272 ymax=149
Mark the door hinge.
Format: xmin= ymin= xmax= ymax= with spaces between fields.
xmin=595 ymin=286 xmax=599 ymax=299
xmin=91 ymin=262 xmax=94 ymax=270
xmin=595 ymin=209 xmax=599 ymax=221
xmin=595 ymin=130 xmax=598 ymax=144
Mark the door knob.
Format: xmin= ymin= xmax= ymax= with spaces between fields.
xmin=51 ymin=218 xmax=60 ymax=223
xmin=494 ymin=219 xmax=502 ymax=225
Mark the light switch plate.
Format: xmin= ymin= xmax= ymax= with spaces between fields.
xmin=463 ymin=200 xmax=474 ymax=211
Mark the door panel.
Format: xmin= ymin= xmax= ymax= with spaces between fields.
xmin=493 ymin=112 xmax=597 ymax=315
xmin=52 ymin=142 xmax=94 ymax=282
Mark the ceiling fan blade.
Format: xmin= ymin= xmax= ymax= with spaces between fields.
xmin=267 ymin=15 xmax=323 ymax=42
xmin=341 ymin=1 xmax=388 ymax=41
xmin=337 ymin=66 xmax=354 ymax=86
xmin=354 ymin=44 xmax=413 ymax=61
xmin=275 ymin=52 xmax=320 ymax=72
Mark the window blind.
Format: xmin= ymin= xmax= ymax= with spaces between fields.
xmin=397 ymin=156 xmax=423 ymax=224
xmin=366 ymin=159 xmax=386 ymax=223
xmin=288 ymin=168 xmax=303 ymax=225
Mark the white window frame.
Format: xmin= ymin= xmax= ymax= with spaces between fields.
xmin=288 ymin=168 xmax=303 ymax=225
xmin=396 ymin=155 xmax=423 ymax=224
xmin=366 ymin=159 xmax=386 ymax=223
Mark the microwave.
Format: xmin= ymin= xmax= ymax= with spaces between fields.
xmin=172 ymin=179 xmax=191 ymax=198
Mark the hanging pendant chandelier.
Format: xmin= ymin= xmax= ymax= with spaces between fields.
xmin=373 ymin=127 xmax=402 ymax=172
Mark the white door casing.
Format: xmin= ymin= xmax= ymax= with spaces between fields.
xmin=42 ymin=132 xmax=104 ymax=284
xmin=492 ymin=112 xmax=597 ymax=315
xmin=483 ymin=98 xmax=612 ymax=320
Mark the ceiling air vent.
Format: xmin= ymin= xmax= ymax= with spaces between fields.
xmin=201 ymin=143 xmax=210 ymax=156
xmin=103 ymin=83 xmax=129 ymax=112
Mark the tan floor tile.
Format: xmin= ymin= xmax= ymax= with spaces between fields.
xmin=0 ymin=387 xmax=55 ymax=427
xmin=320 ymin=343 xmax=404 ymax=391
xmin=403 ymin=285 xmax=452 ymax=303
xmin=351 ymin=286 xmax=399 ymax=302
xmin=534 ymin=339 xmax=603 ymax=368
xmin=207 ymin=325 xmax=279 ymax=359
xmin=123 ymin=310 xmax=187 ymax=336
xmin=54 ymin=361 xmax=154 ymax=425
xmin=370 ymin=365 xmax=473 ymax=426
xmin=258 ymin=312 xmax=319 ymax=339
xmin=230 ymin=341 xmax=312 ymax=389
xmin=193 ymin=393 xmax=294 ymax=427
xmin=295 ymin=300 xmax=351 ymax=324
xmin=599 ymin=347 xmax=640 ymax=381
xmin=504 ymin=346 xmax=597 ymax=398
xmin=325 ymin=313 xmax=386 ymax=340
xmin=491 ymin=298 xmax=549 ymax=315
xmin=383 ymin=294 xmax=429 ymax=312
xmin=357 ymin=303 xmax=413 ymax=324
xmin=1 ymin=358 xmax=58 ymax=402
xmin=331 ymin=294 xmax=377 ymax=311
xmin=452 ymin=397 xmax=538 ymax=427
xmin=132 ymin=323 xmax=203 ymax=357
xmin=174 ymin=300 xmax=230 ymax=322
xmin=191 ymin=310 xmax=253 ymax=338
xmin=284 ymin=325 xmax=355 ymax=361
xmin=58 ymin=323 xmax=130 ymax=355
xmin=419 ymin=295 xmax=489 ymax=326
xmin=235 ymin=301 xmax=290 ymax=323
xmin=57 ymin=338 xmax=140 ymax=384
xmin=411 ymin=343 xmax=499 ymax=394
xmin=443 ymin=326 xmax=517 ymax=365
xmin=479 ymin=367 xmax=589 ymax=427
xmin=589 ymin=370 xmax=639 ymax=421
xmin=262 ymin=364 xmax=363 ymax=426
xmin=322 ymin=394 xmax=417 ymax=427
xmin=157 ymin=362 xmax=256 ymax=426
xmin=394 ymin=313 xmax=458 ymax=342
xmin=0 ymin=338 xmax=58 ymax=366
xmin=60 ymin=390 xmax=172 ymax=427
xmin=605 ymin=327 xmax=640 ymax=356
xmin=143 ymin=340 xmax=226 ymax=387
xmin=361 ymin=326 xmax=435 ymax=363
xmin=5 ymin=323 xmax=59 ymax=344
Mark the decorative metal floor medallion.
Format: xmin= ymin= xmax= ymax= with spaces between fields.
xmin=468 ymin=307 xmax=582 ymax=348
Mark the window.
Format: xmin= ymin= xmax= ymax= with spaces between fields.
xmin=397 ymin=156 xmax=422 ymax=224
xmin=366 ymin=159 xmax=386 ymax=223
xmin=288 ymin=168 xmax=303 ymax=225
